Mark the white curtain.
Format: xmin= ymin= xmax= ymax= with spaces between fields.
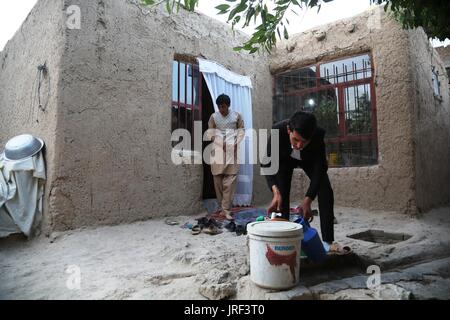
xmin=198 ymin=58 xmax=253 ymax=206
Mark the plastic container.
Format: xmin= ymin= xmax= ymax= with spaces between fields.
xmin=294 ymin=217 xmax=327 ymax=262
xmin=3 ymin=134 xmax=44 ymax=161
xmin=247 ymin=221 xmax=303 ymax=290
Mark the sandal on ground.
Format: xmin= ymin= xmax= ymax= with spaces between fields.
xmin=327 ymin=243 xmax=352 ymax=255
xmin=180 ymin=222 xmax=193 ymax=229
xmin=196 ymin=217 xmax=209 ymax=228
xmin=224 ymin=221 xmax=236 ymax=232
xmin=202 ymin=225 xmax=223 ymax=235
xmin=235 ymin=224 xmax=248 ymax=236
xmin=164 ymin=217 xmax=180 ymax=226
xmin=191 ymin=225 xmax=201 ymax=235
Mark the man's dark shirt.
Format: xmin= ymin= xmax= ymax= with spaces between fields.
xmin=262 ymin=119 xmax=328 ymax=200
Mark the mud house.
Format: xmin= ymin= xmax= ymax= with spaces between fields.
xmin=269 ymin=7 xmax=450 ymax=216
xmin=0 ymin=0 xmax=449 ymax=235
xmin=435 ymin=46 xmax=450 ymax=91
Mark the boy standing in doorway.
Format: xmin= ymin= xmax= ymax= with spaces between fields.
xmin=208 ymin=94 xmax=245 ymax=220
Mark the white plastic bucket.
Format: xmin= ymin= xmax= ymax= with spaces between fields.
xmin=247 ymin=221 xmax=303 ymax=290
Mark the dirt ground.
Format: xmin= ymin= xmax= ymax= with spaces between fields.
xmin=1 ymin=205 xmax=449 ymax=300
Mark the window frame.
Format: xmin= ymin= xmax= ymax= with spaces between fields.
xmin=172 ymin=58 xmax=202 ymax=148
xmin=273 ymin=52 xmax=379 ymax=167
xmin=431 ymin=65 xmax=442 ymax=99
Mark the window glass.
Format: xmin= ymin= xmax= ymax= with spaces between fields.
xmin=303 ymin=88 xmax=339 ymax=138
xmin=273 ymin=53 xmax=377 ymax=167
xmin=179 ymin=105 xmax=186 ymax=129
xmin=327 ymin=139 xmax=377 ymax=167
xmin=172 ymin=104 xmax=178 ymax=130
xmin=320 ymin=54 xmax=371 ymax=84
xmin=187 ymin=64 xmax=193 ymax=105
xmin=193 ymin=67 xmax=200 ymax=106
xmin=172 ymin=61 xmax=178 ymax=102
xmin=179 ymin=62 xmax=186 ymax=104
xmin=432 ymin=67 xmax=441 ymax=96
xmin=446 ymin=68 xmax=450 ymax=85
xmin=272 ymin=94 xmax=302 ymax=123
xmin=275 ymin=66 xmax=317 ymax=94
xmin=171 ymin=59 xmax=202 ymax=149
xmin=186 ymin=107 xmax=193 ymax=139
xmin=344 ymin=84 xmax=372 ymax=135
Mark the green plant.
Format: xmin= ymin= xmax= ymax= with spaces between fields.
xmin=142 ymin=0 xmax=449 ymax=53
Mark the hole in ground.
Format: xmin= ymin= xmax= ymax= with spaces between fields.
xmin=299 ymin=253 xmax=366 ymax=286
xmin=347 ymin=229 xmax=412 ymax=244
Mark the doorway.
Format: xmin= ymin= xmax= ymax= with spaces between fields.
xmin=201 ymin=76 xmax=216 ymax=199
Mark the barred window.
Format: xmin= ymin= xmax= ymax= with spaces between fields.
xmin=273 ymin=53 xmax=378 ymax=167
xmin=172 ymin=59 xmax=202 ymax=147
xmin=431 ymin=66 xmax=441 ymax=98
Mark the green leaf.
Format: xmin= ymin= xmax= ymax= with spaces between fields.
xmin=244 ymin=7 xmax=255 ymax=26
xmin=166 ymin=0 xmax=172 ymax=13
xmin=274 ymin=4 xmax=289 ymax=12
xmin=228 ymin=2 xmax=248 ymax=21
xmin=266 ymin=13 xmax=276 ymax=22
xmin=215 ymin=4 xmax=230 ymax=12
xmin=189 ymin=0 xmax=196 ymax=11
xmin=243 ymin=42 xmax=254 ymax=50
xmin=147 ymin=0 xmax=449 ymax=55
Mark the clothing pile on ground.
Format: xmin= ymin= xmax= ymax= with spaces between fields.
xmin=0 ymin=135 xmax=46 ymax=238
xmin=169 ymin=206 xmax=268 ymax=236
xmin=180 ymin=208 xmax=266 ymax=236
xmin=168 ymin=201 xmax=352 ymax=258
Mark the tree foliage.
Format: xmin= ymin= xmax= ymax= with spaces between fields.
xmin=371 ymin=0 xmax=450 ymax=42
xmin=141 ymin=0 xmax=450 ymax=53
